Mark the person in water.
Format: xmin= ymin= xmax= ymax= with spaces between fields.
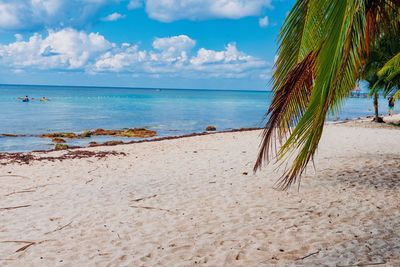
xmin=388 ymin=96 xmax=395 ymax=116
xmin=22 ymin=96 xmax=29 ymax=102
xmin=40 ymin=97 xmax=50 ymax=102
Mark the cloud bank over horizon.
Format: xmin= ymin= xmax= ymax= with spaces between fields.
xmin=0 ymin=29 xmax=271 ymax=80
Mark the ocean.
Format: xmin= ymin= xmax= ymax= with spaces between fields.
xmin=0 ymin=84 xmax=385 ymax=152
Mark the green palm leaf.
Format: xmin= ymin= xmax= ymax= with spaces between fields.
xmin=256 ymin=0 xmax=399 ymax=190
xmin=378 ymin=52 xmax=400 ymax=97
xmin=378 ymin=52 xmax=400 ymax=81
xmin=254 ymin=0 xmax=323 ymax=171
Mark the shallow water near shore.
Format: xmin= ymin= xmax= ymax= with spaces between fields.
xmin=0 ymin=84 xmax=387 ymax=152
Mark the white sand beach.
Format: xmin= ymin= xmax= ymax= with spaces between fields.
xmin=1 ymin=116 xmax=399 ymax=266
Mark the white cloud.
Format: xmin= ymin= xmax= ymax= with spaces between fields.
xmin=93 ymin=44 xmax=147 ymax=72
xmin=0 ymin=2 xmax=23 ymax=30
xmin=14 ymin=33 xmax=23 ymax=42
xmin=94 ymin=36 xmax=269 ymax=79
xmin=144 ymin=0 xmax=273 ymax=22
xmin=0 ymin=0 xmax=115 ymax=31
xmin=152 ymin=35 xmax=196 ymax=52
xmin=259 ymin=16 xmax=269 ymax=28
xmin=101 ymin=12 xmax=125 ymax=22
xmin=0 ymin=28 xmax=112 ymax=69
xmin=191 ymin=43 xmax=248 ymax=65
xmin=189 ymin=43 xmax=267 ymax=78
xmin=0 ymin=29 xmax=270 ymax=79
xmin=0 ymin=0 xmax=274 ymax=30
xmin=93 ymin=35 xmax=198 ymax=73
xmin=128 ymin=0 xmax=142 ymax=10
xmin=151 ymin=35 xmax=196 ymax=64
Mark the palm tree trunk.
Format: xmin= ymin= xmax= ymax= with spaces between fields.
xmin=373 ymin=93 xmax=383 ymax=123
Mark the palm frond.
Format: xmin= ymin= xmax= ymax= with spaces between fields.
xmin=254 ymin=51 xmax=316 ymax=171
xmin=256 ymin=0 xmax=399 ymax=190
xmin=277 ymin=0 xmax=367 ymax=189
xmin=378 ymin=52 xmax=400 ymax=79
xmin=393 ymin=89 xmax=400 ymax=99
xmin=254 ymin=0 xmax=323 ymax=172
xmin=375 ymin=52 xmax=400 ymax=96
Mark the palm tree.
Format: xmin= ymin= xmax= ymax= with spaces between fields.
xmin=376 ymin=52 xmax=400 ymax=98
xmin=254 ymin=0 xmax=400 ymax=190
xmin=362 ymin=52 xmax=384 ymax=123
xmin=361 ymin=34 xmax=400 ymax=122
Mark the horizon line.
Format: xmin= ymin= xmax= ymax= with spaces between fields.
xmin=0 ymin=83 xmax=272 ymax=93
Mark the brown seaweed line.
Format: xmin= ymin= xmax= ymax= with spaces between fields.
xmin=0 ymin=150 xmax=126 ymax=165
xmin=1 ymin=127 xmax=261 ymax=155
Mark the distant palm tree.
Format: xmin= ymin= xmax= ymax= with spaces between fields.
xmin=362 ymin=52 xmax=384 ymax=123
xmin=254 ymin=0 xmax=400 ymax=189
xmin=362 ymin=34 xmax=400 ymax=122
xmin=376 ymin=52 xmax=400 ymax=98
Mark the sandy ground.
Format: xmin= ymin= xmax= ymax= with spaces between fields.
xmin=0 ymin=116 xmax=399 ymax=267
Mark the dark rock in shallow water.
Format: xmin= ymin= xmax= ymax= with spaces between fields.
xmin=79 ymin=130 xmax=92 ymax=138
xmin=93 ymin=129 xmax=116 ymax=135
xmin=102 ymin=141 xmax=124 ymax=146
xmin=40 ymin=128 xmax=156 ymax=140
xmin=93 ymin=128 xmax=156 ymax=138
xmin=55 ymin=144 xmax=69 ymax=150
xmin=206 ymin=125 xmax=217 ymax=131
xmin=41 ymin=132 xmax=78 ymax=139
xmin=0 ymin=134 xmax=19 ymax=137
xmin=120 ymin=128 xmax=157 ymax=138
xmin=52 ymin=138 xmax=66 ymax=143
xmin=88 ymin=141 xmax=99 ymax=147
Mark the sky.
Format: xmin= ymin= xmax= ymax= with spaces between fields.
xmin=0 ymin=0 xmax=295 ymax=90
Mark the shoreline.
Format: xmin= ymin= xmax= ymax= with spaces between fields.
xmin=0 ymin=127 xmax=263 ymax=155
xmin=1 ymin=114 xmax=399 ymax=166
xmin=2 ymin=113 xmax=399 ymax=155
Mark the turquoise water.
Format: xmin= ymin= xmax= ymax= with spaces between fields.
xmin=0 ymin=84 xmax=384 ymax=152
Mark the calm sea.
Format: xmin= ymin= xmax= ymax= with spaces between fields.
xmin=0 ymin=84 xmax=384 ymax=152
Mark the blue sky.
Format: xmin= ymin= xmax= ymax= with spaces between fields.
xmin=0 ymin=0 xmax=295 ymax=90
